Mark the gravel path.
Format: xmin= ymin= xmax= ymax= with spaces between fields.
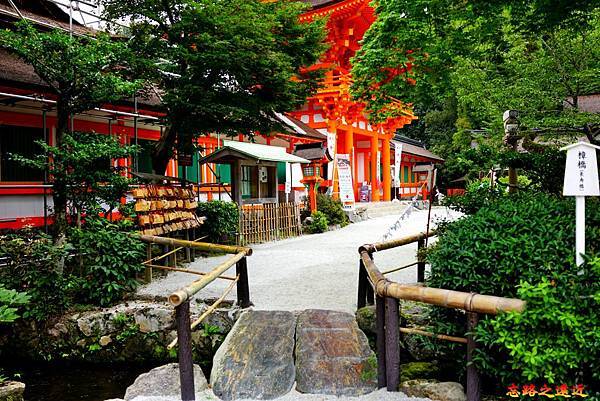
xmin=137 ymin=207 xmax=461 ymax=313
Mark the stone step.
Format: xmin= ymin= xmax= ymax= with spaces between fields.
xmin=210 ymin=309 xmax=377 ymax=400
xmin=210 ymin=310 xmax=297 ymax=400
xmin=295 ymin=309 xmax=377 ymax=396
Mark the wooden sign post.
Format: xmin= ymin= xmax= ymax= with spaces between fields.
xmin=560 ymin=142 xmax=600 ymax=266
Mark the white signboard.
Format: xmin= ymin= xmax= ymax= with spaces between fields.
xmin=560 ymin=141 xmax=600 ymax=267
xmin=336 ymin=154 xmax=355 ymax=211
xmin=394 ymin=142 xmax=403 ymax=187
xmin=562 ymin=142 xmax=600 ymax=196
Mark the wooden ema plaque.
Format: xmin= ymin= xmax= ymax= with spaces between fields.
xmin=132 ymin=185 xmax=201 ymax=236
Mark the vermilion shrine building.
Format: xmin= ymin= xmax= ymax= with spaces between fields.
xmin=0 ymin=0 xmax=443 ymax=230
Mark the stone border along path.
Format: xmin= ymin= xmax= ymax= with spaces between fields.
xmin=137 ymin=207 xmax=462 ymax=313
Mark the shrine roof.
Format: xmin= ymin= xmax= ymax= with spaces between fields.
xmin=293 ymin=142 xmax=333 ymax=161
xmin=301 ymin=0 xmax=343 ymax=9
xmin=0 ymin=1 xmax=95 ymax=36
xmin=275 ymin=113 xmax=327 ymax=140
xmin=0 ymin=49 xmax=162 ymax=108
xmin=394 ymin=136 xmax=444 ymax=163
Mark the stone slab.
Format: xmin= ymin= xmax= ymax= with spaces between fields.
xmin=210 ymin=310 xmax=297 ymax=400
xmin=295 ymin=309 xmax=377 ymax=396
xmin=124 ymin=363 xmax=208 ymax=400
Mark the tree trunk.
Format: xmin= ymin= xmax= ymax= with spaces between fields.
xmin=152 ymin=124 xmax=177 ymax=176
xmin=52 ymin=104 xmax=70 ymax=247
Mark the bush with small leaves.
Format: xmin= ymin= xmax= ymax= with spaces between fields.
xmin=426 ymin=192 xmax=600 ymax=390
xmin=307 ymin=211 xmax=328 ymax=233
xmin=69 ymin=217 xmax=146 ymax=306
xmin=197 ymin=201 xmax=240 ymax=244
xmin=0 ymin=232 xmax=70 ymax=321
xmin=0 ymin=285 xmax=30 ymax=323
xmin=316 ymin=194 xmax=349 ymax=227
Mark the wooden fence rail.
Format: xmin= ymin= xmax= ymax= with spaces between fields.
xmin=139 ymin=235 xmax=253 ymax=401
xmin=357 ymin=232 xmax=526 ymax=401
xmin=238 ymin=202 xmax=302 ymax=245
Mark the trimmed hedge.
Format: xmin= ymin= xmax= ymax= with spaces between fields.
xmin=426 ymin=192 xmax=600 ymax=391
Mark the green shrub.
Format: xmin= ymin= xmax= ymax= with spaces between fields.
xmin=426 ymin=192 xmax=600 ymax=389
xmin=316 ymin=194 xmax=349 ymax=226
xmin=0 ymin=232 xmax=70 ymax=321
xmin=477 ymin=257 xmax=599 ymax=388
xmin=197 ymin=201 xmax=239 ymax=244
xmin=443 ymin=178 xmax=504 ymax=214
xmin=0 ymin=285 xmax=30 ymax=323
xmin=69 ymin=217 xmax=145 ymax=306
xmin=307 ymin=211 xmax=328 ymax=233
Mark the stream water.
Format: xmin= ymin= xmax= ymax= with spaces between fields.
xmin=5 ymin=362 xmax=156 ymax=401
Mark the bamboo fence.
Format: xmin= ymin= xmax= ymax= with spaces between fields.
xmin=238 ymin=202 xmax=302 ymax=245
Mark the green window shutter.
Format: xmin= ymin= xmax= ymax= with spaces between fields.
xmin=403 ymin=166 xmax=409 ymax=182
xmin=277 ymin=162 xmax=287 ymax=183
xmin=216 ymin=164 xmax=231 ymax=183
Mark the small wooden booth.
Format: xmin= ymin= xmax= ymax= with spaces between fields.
xmin=199 ymin=141 xmax=310 ymax=245
xmin=198 ymin=140 xmax=309 ymax=205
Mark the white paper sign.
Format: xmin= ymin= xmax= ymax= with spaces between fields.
xmin=336 ymin=154 xmax=355 ymax=210
xmin=394 ymin=142 xmax=403 ymax=187
xmin=561 ymin=142 xmax=600 ymax=196
xmin=327 ymin=132 xmax=336 ymax=157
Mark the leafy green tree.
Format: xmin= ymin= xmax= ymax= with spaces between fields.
xmin=13 ymin=132 xmax=137 ymax=227
xmin=0 ymin=21 xmax=140 ymax=239
xmin=100 ymin=0 xmax=327 ymax=174
xmin=352 ymin=1 xmax=600 ymax=157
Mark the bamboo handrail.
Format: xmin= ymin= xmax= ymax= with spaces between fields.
xmin=167 ymin=275 xmax=239 ymax=349
xmin=363 ymin=230 xmax=437 ymax=254
xmin=169 ymin=251 xmax=246 ymax=306
xmin=143 ymin=263 xmax=237 ymax=280
xmin=143 ymin=235 xmax=208 ymax=265
xmin=382 ymin=261 xmax=419 ymax=275
xmin=360 ymin=251 xmax=525 ymax=315
xmin=139 ymin=234 xmax=252 ymax=256
xmin=400 ymin=327 xmax=467 ymax=344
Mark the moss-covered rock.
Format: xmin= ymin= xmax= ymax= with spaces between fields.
xmin=0 ymin=300 xmax=239 ymax=365
xmin=400 ymin=361 xmax=439 ymax=382
xmin=355 ymin=305 xmax=376 ymax=336
xmin=0 ymin=381 xmax=25 ymax=401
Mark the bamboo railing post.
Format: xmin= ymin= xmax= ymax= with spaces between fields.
xmin=366 ymin=253 xmax=375 ymax=305
xmin=385 ymin=297 xmax=400 ymax=391
xmin=236 ymin=256 xmax=251 ymax=308
xmin=376 ymin=295 xmax=387 ymax=389
xmin=185 ymin=229 xmax=191 ymax=263
xmin=145 ymin=244 xmax=152 ymax=283
xmin=176 ymin=300 xmax=195 ymax=401
xmin=191 ymin=228 xmax=196 ymax=260
xmin=466 ymin=312 xmax=481 ymax=401
xmin=417 ymin=238 xmax=425 ymax=283
xmin=162 ymin=244 xmax=169 ymax=267
xmin=357 ymin=259 xmax=368 ymax=309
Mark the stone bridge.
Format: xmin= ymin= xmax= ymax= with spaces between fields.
xmin=210 ymin=309 xmax=377 ymax=400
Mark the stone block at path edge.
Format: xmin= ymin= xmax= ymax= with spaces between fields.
xmin=210 ymin=310 xmax=297 ymax=400
xmin=124 ymin=363 xmax=208 ymax=400
xmin=295 ymin=309 xmax=377 ymax=396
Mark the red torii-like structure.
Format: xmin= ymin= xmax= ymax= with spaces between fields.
xmin=290 ymin=0 xmax=417 ymax=202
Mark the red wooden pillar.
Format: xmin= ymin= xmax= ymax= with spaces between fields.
xmin=382 ymin=137 xmax=391 ymax=201
xmin=370 ymin=134 xmax=380 ymax=201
